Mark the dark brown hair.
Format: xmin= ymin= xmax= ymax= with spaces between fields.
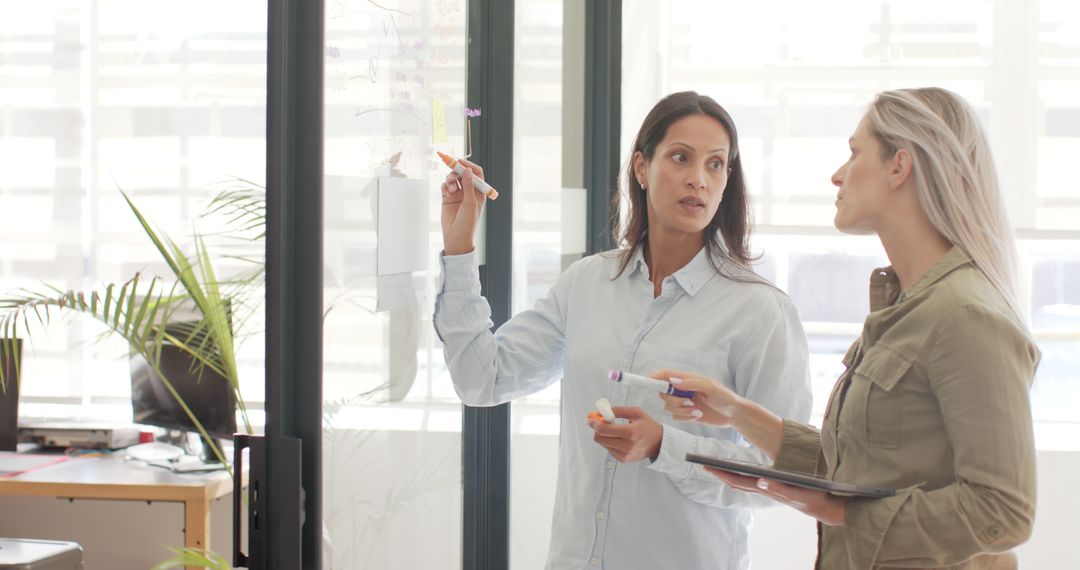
xmin=613 ymin=91 xmax=754 ymax=278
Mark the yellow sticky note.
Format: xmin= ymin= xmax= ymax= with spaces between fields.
xmin=431 ymin=96 xmax=448 ymax=144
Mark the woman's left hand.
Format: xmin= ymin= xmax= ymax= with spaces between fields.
xmin=703 ymin=468 xmax=848 ymax=526
xmin=588 ymin=406 xmax=664 ymax=463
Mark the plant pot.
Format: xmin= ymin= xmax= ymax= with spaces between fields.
xmin=1 ymin=338 xmax=21 ymax=451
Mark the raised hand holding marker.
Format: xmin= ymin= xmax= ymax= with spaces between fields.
xmin=437 ymin=151 xmax=498 ymax=199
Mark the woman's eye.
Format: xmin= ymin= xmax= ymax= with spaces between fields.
xmin=710 ymin=159 xmax=724 ymax=170
xmin=672 ymin=152 xmax=686 ymax=162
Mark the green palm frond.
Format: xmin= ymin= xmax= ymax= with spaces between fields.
xmin=202 ymin=181 xmax=267 ymax=240
xmin=0 ymin=185 xmax=265 ymax=470
xmin=0 ymin=335 xmax=21 ymax=396
xmin=0 ymin=280 xmax=237 ymax=467
xmin=152 ymin=546 xmax=232 ymax=570
xmin=119 ymin=189 xmax=256 ymax=438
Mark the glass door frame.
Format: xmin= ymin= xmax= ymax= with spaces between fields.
xmin=260 ymin=0 xmax=324 ymax=568
xmin=462 ymin=0 xmax=515 ymax=568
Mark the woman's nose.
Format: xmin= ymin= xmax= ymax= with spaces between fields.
xmin=831 ymin=166 xmax=844 ymax=187
xmin=687 ymin=165 xmax=707 ymax=189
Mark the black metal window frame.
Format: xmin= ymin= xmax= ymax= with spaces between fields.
xmin=585 ymin=0 xmax=622 ymax=255
xmin=260 ymin=0 xmax=323 ymax=568
xmin=462 ymin=1 xmax=514 ymax=568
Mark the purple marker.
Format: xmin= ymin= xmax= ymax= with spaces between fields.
xmin=609 ymin=370 xmax=695 ymax=399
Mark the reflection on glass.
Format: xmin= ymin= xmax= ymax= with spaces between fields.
xmin=511 ymin=2 xmax=565 ymax=568
xmin=321 ymin=1 xmax=466 ymax=568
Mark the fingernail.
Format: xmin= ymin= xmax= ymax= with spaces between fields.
xmin=691 ymin=410 xmax=703 ymax=418
xmin=756 ymin=479 xmax=769 ymax=490
xmin=668 ymin=377 xmax=683 ymax=384
xmin=681 ymin=400 xmax=695 ymax=407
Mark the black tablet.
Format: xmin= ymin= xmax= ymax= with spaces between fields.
xmin=685 ymin=453 xmax=896 ymax=498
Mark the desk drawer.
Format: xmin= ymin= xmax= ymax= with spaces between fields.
xmin=0 ymin=497 xmax=181 ymax=570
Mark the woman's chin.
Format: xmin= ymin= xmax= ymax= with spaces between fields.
xmin=834 ymin=217 xmax=876 ymax=236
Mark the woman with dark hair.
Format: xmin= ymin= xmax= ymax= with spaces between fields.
xmin=434 ymin=91 xmax=811 ymax=569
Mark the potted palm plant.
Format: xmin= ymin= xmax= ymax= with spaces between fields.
xmin=0 ymin=184 xmax=264 ymax=467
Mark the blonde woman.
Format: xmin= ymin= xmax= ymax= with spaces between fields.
xmin=658 ymin=88 xmax=1039 ymax=569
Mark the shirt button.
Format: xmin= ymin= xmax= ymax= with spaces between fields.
xmin=590 ymin=557 xmax=600 ymax=565
xmin=596 ymin=511 xmax=606 ymax=520
xmin=606 ymin=460 xmax=615 ymax=469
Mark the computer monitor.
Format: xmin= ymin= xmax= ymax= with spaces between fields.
xmin=0 ymin=339 xmax=20 ymax=452
xmin=130 ymin=340 xmax=237 ymax=442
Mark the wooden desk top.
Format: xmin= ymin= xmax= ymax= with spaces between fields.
xmin=0 ymin=453 xmax=234 ymax=504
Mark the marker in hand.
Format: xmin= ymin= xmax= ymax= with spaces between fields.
xmin=437 ymin=151 xmax=498 ymax=199
xmin=587 ymin=398 xmax=616 ymax=424
xmin=609 ymin=370 xmax=695 ymax=399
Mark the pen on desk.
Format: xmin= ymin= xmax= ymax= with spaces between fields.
xmin=609 ymin=370 xmax=696 ymax=399
xmin=437 ymin=151 xmax=498 ymax=199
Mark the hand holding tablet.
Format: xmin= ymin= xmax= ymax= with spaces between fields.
xmin=684 ymin=453 xmax=895 ymax=498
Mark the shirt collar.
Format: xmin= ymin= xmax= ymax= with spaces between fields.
xmin=624 ymin=243 xmax=716 ymax=297
xmin=869 ymin=246 xmax=972 ymax=311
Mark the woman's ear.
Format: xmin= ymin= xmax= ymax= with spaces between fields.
xmin=632 ymin=151 xmax=647 ymax=188
xmin=889 ymin=148 xmax=914 ymax=190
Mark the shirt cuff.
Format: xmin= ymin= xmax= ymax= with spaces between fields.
xmin=772 ymin=418 xmax=823 ymax=475
xmin=647 ymin=425 xmax=696 ymax=481
xmin=439 ymin=250 xmax=479 ymax=293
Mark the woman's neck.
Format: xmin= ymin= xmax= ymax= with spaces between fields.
xmin=643 ymin=228 xmax=705 ymax=298
xmin=878 ymin=217 xmax=952 ymax=292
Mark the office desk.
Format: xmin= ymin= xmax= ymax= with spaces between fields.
xmin=0 ymin=453 xmax=236 ymax=568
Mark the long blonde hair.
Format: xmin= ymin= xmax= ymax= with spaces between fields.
xmin=865 ymin=88 xmax=1024 ymax=323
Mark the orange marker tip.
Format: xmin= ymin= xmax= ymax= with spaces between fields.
xmin=587 ymin=412 xmax=605 ymax=424
xmin=487 ymin=189 xmax=499 ymax=200
xmin=436 ymin=151 xmax=454 ymax=166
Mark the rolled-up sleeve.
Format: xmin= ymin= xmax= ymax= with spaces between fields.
xmin=433 ymin=250 xmax=571 ymax=406
xmin=842 ymin=305 xmax=1038 ymax=568
xmin=772 ymin=419 xmax=825 ymax=476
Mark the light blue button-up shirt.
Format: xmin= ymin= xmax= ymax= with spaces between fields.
xmin=434 ymin=245 xmax=812 ymax=570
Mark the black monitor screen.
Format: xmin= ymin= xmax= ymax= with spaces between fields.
xmin=130 ymin=344 xmax=236 ymax=440
xmin=0 ymin=339 xmax=19 ymax=451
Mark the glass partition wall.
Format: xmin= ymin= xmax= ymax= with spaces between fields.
xmin=320 ymin=1 xmax=468 ymax=568
xmin=509 ymin=1 xmax=565 ymax=567
xmin=1 ymin=0 xmax=583 ymax=567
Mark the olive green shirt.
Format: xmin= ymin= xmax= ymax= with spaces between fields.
xmin=773 ymin=247 xmax=1039 ymax=569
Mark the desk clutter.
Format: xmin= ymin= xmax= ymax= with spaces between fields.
xmin=16 ymin=421 xmax=139 ymax=451
xmin=3 ymin=422 xmax=230 ymax=475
